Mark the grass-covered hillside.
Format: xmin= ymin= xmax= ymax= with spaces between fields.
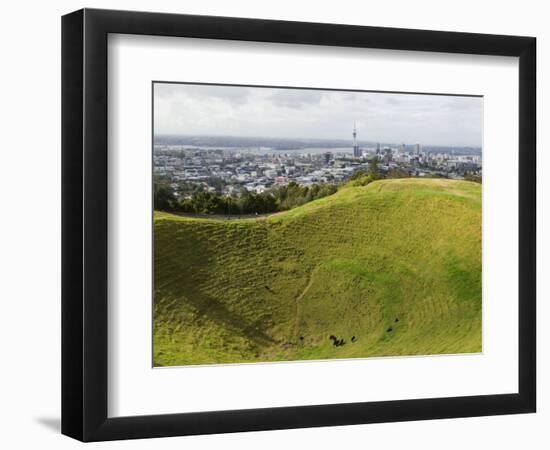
xmin=153 ymin=178 xmax=482 ymax=366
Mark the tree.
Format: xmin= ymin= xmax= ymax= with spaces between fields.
xmin=464 ymin=173 xmax=482 ymax=184
xmin=350 ymin=170 xmax=368 ymax=181
xmin=386 ymin=168 xmax=410 ymax=179
xmin=368 ymin=157 xmax=381 ymax=179
xmin=189 ymin=192 xmax=225 ymax=214
xmin=154 ymin=180 xmax=176 ymax=211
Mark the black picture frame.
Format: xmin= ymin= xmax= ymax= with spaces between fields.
xmin=61 ymin=8 xmax=536 ymax=442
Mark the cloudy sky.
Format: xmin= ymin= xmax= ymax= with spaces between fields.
xmin=154 ymin=83 xmax=483 ymax=147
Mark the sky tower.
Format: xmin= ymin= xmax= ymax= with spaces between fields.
xmin=353 ymin=121 xmax=361 ymax=157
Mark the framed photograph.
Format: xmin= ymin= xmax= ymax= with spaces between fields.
xmin=61 ymin=8 xmax=536 ymax=441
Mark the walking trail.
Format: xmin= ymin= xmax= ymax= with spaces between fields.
xmin=292 ymin=266 xmax=319 ymax=342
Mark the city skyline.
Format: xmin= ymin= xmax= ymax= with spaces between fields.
xmin=154 ymin=83 xmax=483 ymax=147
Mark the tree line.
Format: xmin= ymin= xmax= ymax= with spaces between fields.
xmin=154 ymin=180 xmax=338 ymax=215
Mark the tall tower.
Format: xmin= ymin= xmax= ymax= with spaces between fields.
xmin=353 ymin=121 xmax=360 ymax=157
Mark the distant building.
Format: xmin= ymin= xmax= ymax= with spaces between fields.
xmin=415 ymin=143 xmax=422 ymax=155
xmin=353 ymin=122 xmax=361 ymax=157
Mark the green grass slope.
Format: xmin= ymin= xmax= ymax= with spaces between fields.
xmin=154 ymin=178 xmax=482 ymax=366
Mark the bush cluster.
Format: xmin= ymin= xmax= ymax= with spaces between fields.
xmin=154 ymin=180 xmax=338 ymax=215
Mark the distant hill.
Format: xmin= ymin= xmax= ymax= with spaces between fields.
xmin=153 ymin=178 xmax=482 ymax=366
xmin=154 ymin=135 xmax=481 ymax=154
xmin=154 ymin=134 xmax=361 ymax=150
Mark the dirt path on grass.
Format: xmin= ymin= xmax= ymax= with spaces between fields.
xmin=292 ymin=266 xmax=319 ymax=342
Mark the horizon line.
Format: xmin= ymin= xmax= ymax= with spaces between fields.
xmin=153 ymin=133 xmax=482 ymax=149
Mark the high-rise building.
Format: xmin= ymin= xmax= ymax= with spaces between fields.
xmin=353 ymin=122 xmax=361 ymax=157
xmin=415 ymin=143 xmax=422 ymax=155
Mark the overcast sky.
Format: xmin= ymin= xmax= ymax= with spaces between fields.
xmin=154 ymin=83 xmax=483 ymax=147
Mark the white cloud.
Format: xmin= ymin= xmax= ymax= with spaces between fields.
xmin=153 ymin=83 xmax=483 ymax=147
